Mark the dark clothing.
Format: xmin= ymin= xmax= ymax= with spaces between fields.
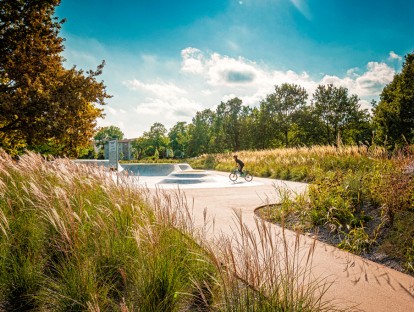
xmin=235 ymin=158 xmax=244 ymax=173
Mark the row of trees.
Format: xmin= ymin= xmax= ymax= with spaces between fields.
xmin=185 ymin=83 xmax=371 ymax=156
xmin=93 ymin=56 xmax=413 ymax=160
xmin=129 ymin=52 xmax=413 ymax=158
xmin=152 ymin=83 xmax=370 ymax=158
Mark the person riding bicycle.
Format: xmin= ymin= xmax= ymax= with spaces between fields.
xmin=233 ymin=155 xmax=244 ymax=175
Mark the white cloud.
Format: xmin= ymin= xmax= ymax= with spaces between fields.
xmin=290 ymin=0 xmax=312 ymax=20
xmin=355 ymin=62 xmax=395 ymax=95
xmin=134 ymin=97 xmax=202 ymax=120
xmin=359 ymin=99 xmax=373 ymax=112
xmin=182 ymin=50 xmax=260 ymax=86
xmin=134 ymin=100 xmax=162 ymax=116
xmin=181 ymin=47 xmax=205 ymax=74
xmin=388 ymin=51 xmax=402 ymax=61
xmin=106 ymin=106 xmax=118 ymax=115
xmin=186 ymin=50 xmax=396 ymax=110
xmin=123 ymin=79 xmax=187 ymax=99
xmin=346 ymin=67 xmax=360 ymax=78
xmin=321 ymin=61 xmax=395 ymax=97
xmin=206 ymin=54 xmax=258 ymax=86
xmin=176 ymin=48 xmax=396 ymax=107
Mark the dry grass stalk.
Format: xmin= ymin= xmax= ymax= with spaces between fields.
xmin=204 ymin=210 xmax=341 ymax=311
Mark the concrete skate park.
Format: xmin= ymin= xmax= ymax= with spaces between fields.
xmin=76 ymin=160 xmax=414 ymax=311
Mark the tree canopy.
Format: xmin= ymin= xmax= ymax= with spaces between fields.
xmin=260 ymin=83 xmax=308 ymax=147
xmin=373 ymin=52 xmax=414 ymax=148
xmin=168 ymin=121 xmax=189 ymax=158
xmin=312 ymin=84 xmax=369 ymax=145
xmin=0 ymin=0 xmax=110 ymax=157
xmin=125 ymin=82 xmax=374 ymax=160
xmin=94 ymin=126 xmax=124 ymax=147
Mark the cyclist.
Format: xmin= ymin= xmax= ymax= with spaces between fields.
xmin=233 ymin=155 xmax=244 ymax=175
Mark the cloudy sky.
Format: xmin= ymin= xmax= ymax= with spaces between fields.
xmin=56 ymin=0 xmax=414 ymax=139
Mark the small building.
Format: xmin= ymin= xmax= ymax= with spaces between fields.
xmin=104 ymin=139 xmax=136 ymax=161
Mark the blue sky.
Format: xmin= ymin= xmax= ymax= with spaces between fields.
xmin=56 ymin=0 xmax=414 ymax=138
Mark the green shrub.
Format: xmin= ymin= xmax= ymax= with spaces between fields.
xmin=338 ymin=227 xmax=372 ymax=254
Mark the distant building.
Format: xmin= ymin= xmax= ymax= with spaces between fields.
xmin=104 ymin=139 xmax=136 ymax=160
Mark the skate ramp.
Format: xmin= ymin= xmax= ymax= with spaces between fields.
xmin=121 ymin=163 xmax=218 ymax=185
xmin=159 ymin=170 xmax=215 ymax=184
xmin=168 ymin=171 xmax=209 ymax=178
xmin=74 ymin=159 xmax=110 ymax=168
xmin=73 ymin=160 xmax=123 ymax=171
xmin=178 ymin=163 xmax=192 ymax=171
xmin=119 ymin=163 xmax=238 ymax=187
xmin=121 ymin=163 xmax=180 ymax=176
xmin=74 ymin=161 xmax=261 ymax=188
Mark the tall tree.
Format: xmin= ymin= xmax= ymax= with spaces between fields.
xmin=0 ymin=0 xmax=110 ymax=156
xmin=257 ymin=99 xmax=278 ymax=149
xmin=94 ymin=126 xmax=124 ymax=148
xmin=273 ymin=84 xmax=308 ymax=147
xmin=131 ymin=137 xmax=150 ymax=160
xmin=214 ymin=97 xmax=243 ymax=151
xmin=168 ymin=121 xmax=189 ymax=158
xmin=373 ymin=51 xmax=414 ymax=148
xmin=144 ymin=122 xmax=169 ymax=158
xmin=311 ymin=84 xmax=362 ymax=145
xmin=259 ymin=84 xmax=308 ymax=148
xmin=187 ymin=109 xmax=214 ymax=156
xmin=291 ymin=106 xmax=325 ymax=146
xmin=238 ymin=105 xmax=255 ymax=150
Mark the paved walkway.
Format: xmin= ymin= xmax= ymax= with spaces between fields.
xmin=133 ymin=168 xmax=414 ymax=311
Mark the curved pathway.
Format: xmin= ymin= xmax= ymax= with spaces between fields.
xmin=172 ymin=171 xmax=414 ymax=312
xmin=129 ymin=165 xmax=414 ymax=311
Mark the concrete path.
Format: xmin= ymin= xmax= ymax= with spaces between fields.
xmin=117 ymin=164 xmax=414 ymax=311
xmin=148 ymin=170 xmax=414 ymax=312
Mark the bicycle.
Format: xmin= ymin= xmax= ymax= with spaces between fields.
xmin=229 ymin=168 xmax=253 ymax=182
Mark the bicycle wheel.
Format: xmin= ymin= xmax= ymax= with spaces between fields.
xmin=229 ymin=172 xmax=238 ymax=181
xmin=244 ymin=173 xmax=253 ymax=182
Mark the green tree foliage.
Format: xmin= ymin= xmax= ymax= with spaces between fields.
xmin=93 ymin=125 xmax=124 ymax=158
xmin=0 ymin=0 xmax=110 ymax=157
xmin=131 ymin=136 xmax=149 ymax=160
xmin=373 ymin=51 xmax=414 ymax=148
xmin=135 ymin=84 xmax=375 ymax=158
xmin=264 ymin=83 xmax=308 ymax=147
xmin=187 ymin=109 xmax=215 ymax=156
xmin=133 ymin=122 xmax=169 ymax=159
xmin=94 ymin=126 xmax=124 ymax=148
xmin=290 ymin=106 xmax=324 ymax=146
xmin=311 ymin=84 xmax=369 ymax=145
xmin=146 ymin=122 xmax=169 ymax=157
xmin=168 ymin=121 xmax=189 ymax=158
xmin=238 ymin=105 xmax=256 ymax=150
xmin=214 ymin=97 xmax=243 ymax=151
xmin=257 ymin=99 xmax=277 ymax=149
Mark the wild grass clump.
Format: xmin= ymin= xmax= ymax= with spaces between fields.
xmin=0 ymin=152 xmax=214 ymax=311
xmin=193 ymin=146 xmax=414 ymax=273
xmin=189 ymin=145 xmax=379 ymax=182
